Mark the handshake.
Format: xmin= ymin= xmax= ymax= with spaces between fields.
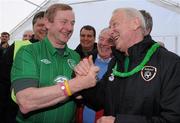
xmin=69 ymin=55 xmax=100 ymax=94
xmin=75 ymin=55 xmax=99 ymax=89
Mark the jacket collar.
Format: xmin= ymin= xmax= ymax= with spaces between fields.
xmin=29 ymin=35 xmax=40 ymax=43
xmin=75 ymin=43 xmax=97 ymax=58
xmin=112 ymin=35 xmax=156 ymax=62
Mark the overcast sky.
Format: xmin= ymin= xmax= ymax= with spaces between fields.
xmin=0 ymin=0 xmax=45 ymax=33
xmin=0 ymin=0 xmax=90 ymax=33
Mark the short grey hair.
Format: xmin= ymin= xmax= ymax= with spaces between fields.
xmin=99 ymin=27 xmax=109 ymax=35
xmin=113 ymin=8 xmax=146 ymax=33
xmin=99 ymin=27 xmax=114 ymax=45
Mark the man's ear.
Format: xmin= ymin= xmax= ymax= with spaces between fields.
xmin=130 ymin=17 xmax=141 ymax=30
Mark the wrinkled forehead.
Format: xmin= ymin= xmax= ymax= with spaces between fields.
xmin=24 ymin=32 xmax=33 ymax=36
xmin=110 ymin=11 xmax=124 ymax=24
xmin=81 ymin=29 xmax=94 ymax=36
xmin=99 ymin=30 xmax=110 ymax=38
xmin=98 ymin=32 xmax=111 ymax=43
xmin=54 ymin=10 xmax=75 ymax=20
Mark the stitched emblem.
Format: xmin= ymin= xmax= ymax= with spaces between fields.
xmin=141 ymin=66 xmax=157 ymax=81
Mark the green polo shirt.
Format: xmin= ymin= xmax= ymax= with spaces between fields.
xmin=11 ymin=37 xmax=80 ymax=123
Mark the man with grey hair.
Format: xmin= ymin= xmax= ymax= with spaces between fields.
xmin=79 ymin=28 xmax=114 ymax=123
xmin=75 ymin=7 xmax=180 ymax=123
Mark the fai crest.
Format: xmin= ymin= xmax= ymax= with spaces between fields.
xmin=141 ymin=66 xmax=157 ymax=81
xmin=67 ymin=59 xmax=77 ymax=70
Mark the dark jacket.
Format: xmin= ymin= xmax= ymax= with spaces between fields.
xmin=0 ymin=37 xmax=39 ymax=123
xmin=75 ymin=43 xmax=97 ymax=59
xmin=0 ymin=44 xmax=9 ymax=62
xmin=81 ymin=35 xmax=180 ymax=123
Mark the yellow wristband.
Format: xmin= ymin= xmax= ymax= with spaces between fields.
xmin=64 ymin=80 xmax=72 ymax=96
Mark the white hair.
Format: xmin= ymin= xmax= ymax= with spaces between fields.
xmin=23 ymin=30 xmax=33 ymax=34
xmin=113 ymin=8 xmax=146 ymax=33
xmin=99 ymin=27 xmax=109 ymax=35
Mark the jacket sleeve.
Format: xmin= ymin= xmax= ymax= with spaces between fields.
xmin=115 ymin=60 xmax=180 ymax=123
xmin=115 ymin=115 xmax=147 ymax=123
xmin=80 ymin=80 xmax=105 ymax=111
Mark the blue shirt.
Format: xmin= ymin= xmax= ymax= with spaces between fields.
xmin=83 ymin=55 xmax=111 ymax=123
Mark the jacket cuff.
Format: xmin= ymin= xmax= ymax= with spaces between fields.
xmin=115 ymin=114 xmax=147 ymax=123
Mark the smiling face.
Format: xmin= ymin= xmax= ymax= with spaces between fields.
xmin=45 ymin=10 xmax=75 ymax=48
xmin=33 ymin=18 xmax=47 ymax=41
xmin=97 ymin=29 xmax=112 ymax=59
xmin=23 ymin=30 xmax=33 ymax=40
xmin=109 ymin=9 xmax=144 ymax=53
xmin=80 ymin=29 xmax=95 ymax=52
xmin=1 ymin=33 xmax=10 ymax=43
xmin=109 ymin=10 xmax=132 ymax=52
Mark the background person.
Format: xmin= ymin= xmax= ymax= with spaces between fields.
xmin=0 ymin=11 xmax=46 ymax=123
xmin=75 ymin=25 xmax=97 ymax=59
xmin=75 ymin=25 xmax=98 ymax=122
xmin=139 ymin=9 xmax=153 ymax=36
xmin=0 ymin=32 xmax=10 ymax=57
xmin=83 ymin=28 xmax=113 ymax=123
xmin=140 ymin=10 xmax=166 ymax=48
xmin=22 ymin=30 xmax=33 ymax=40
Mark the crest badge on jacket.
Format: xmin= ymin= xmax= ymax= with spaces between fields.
xmin=141 ymin=66 xmax=157 ymax=81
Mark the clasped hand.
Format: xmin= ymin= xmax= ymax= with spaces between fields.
xmin=74 ymin=55 xmax=99 ymax=89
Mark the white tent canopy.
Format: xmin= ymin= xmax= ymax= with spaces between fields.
xmin=1 ymin=0 xmax=180 ymax=55
xmin=0 ymin=0 xmax=47 ymax=33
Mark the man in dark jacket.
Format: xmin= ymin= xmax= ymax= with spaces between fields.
xmin=75 ymin=25 xmax=98 ymax=122
xmin=0 ymin=32 xmax=10 ymax=59
xmin=75 ymin=25 xmax=97 ymax=59
xmin=75 ymin=8 xmax=180 ymax=123
xmin=0 ymin=11 xmax=47 ymax=123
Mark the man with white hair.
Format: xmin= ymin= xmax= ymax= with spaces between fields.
xmin=82 ymin=28 xmax=113 ymax=123
xmin=22 ymin=30 xmax=33 ymax=40
xmin=75 ymin=8 xmax=180 ymax=123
